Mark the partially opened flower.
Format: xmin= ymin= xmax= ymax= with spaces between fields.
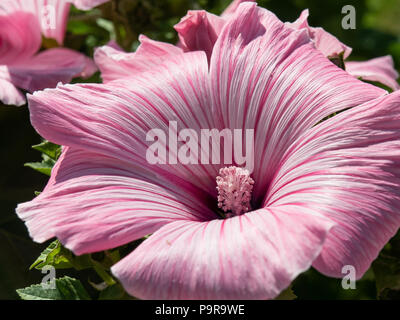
xmin=17 ymin=3 xmax=400 ymax=299
xmin=0 ymin=0 xmax=109 ymax=106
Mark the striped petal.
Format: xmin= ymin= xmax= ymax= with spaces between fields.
xmin=28 ymin=51 xmax=217 ymax=197
xmin=346 ymin=56 xmax=400 ymax=91
xmin=8 ymin=48 xmax=97 ymax=93
xmin=265 ymin=91 xmax=400 ymax=278
xmin=210 ymin=3 xmax=386 ymax=202
xmin=175 ymin=10 xmax=225 ymax=62
xmin=94 ymin=36 xmax=183 ymax=83
xmin=288 ymin=9 xmax=352 ymax=59
xmin=174 ymin=0 xmax=256 ymax=61
xmin=112 ymin=207 xmax=334 ymax=299
xmin=16 ymin=147 xmax=214 ymax=255
xmin=221 ymin=0 xmax=256 ymax=18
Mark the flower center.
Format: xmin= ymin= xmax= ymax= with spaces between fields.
xmin=216 ymin=166 xmax=254 ymax=218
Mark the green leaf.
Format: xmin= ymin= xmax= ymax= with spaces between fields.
xmin=275 ymin=286 xmax=297 ymax=300
xmin=67 ymin=20 xmax=100 ymax=36
xmin=372 ymin=254 xmax=400 ymax=299
xmin=99 ymin=284 xmax=128 ymax=300
xmin=32 ymin=141 xmax=61 ymax=161
xmin=17 ymin=276 xmax=91 ymax=300
xmin=372 ymin=231 xmax=400 ymax=300
xmin=96 ymin=18 xmax=116 ymax=40
xmin=30 ymin=240 xmax=72 ymax=270
xmin=92 ymin=260 xmax=116 ymax=286
xmin=70 ymin=253 xmax=93 ymax=270
xmin=30 ymin=240 xmax=59 ymax=270
xmin=31 ymin=240 xmax=118 ymax=286
xmin=25 ymin=154 xmax=56 ymax=176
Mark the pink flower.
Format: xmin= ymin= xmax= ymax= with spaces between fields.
xmin=0 ymin=0 xmax=109 ymax=106
xmin=94 ymin=0 xmax=253 ymax=82
xmin=95 ymin=0 xmax=399 ymax=91
xmin=17 ymin=3 xmax=400 ymax=299
xmin=288 ymin=9 xmax=399 ymax=91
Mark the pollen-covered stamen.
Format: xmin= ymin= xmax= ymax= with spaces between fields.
xmin=216 ymin=166 xmax=254 ymax=218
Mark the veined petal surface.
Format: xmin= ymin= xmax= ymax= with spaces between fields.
xmin=265 ymin=91 xmax=400 ymax=278
xmin=112 ymin=208 xmax=334 ymax=299
xmin=346 ymin=56 xmax=400 ymax=91
xmin=210 ymin=3 xmax=385 ymax=202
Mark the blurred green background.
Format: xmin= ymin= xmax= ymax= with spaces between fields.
xmin=0 ymin=0 xmax=399 ymax=299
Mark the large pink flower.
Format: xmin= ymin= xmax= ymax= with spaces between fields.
xmin=95 ymin=0 xmax=399 ymax=91
xmin=0 ymin=0 xmax=109 ymax=106
xmin=17 ymin=3 xmax=400 ymax=299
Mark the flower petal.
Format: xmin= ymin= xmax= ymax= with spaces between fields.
xmin=16 ymin=147 xmax=215 ymax=255
xmin=0 ymin=11 xmax=41 ymax=65
xmin=265 ymin=91 xmax=400 ymax=278
xmin=288 ymin=9 xmax=352 ymax=59
xmin=175 ymin=10 xmax=225 ymax=61
xmin=8 ymin=48 xmax=97 ymax=93
xmin=0 ymin=0 xmax=71 ymax=45
xmin=210 ymin=3 xmax=386 ymax=202
xmin=0 ymin=67 xmax=25 ymax=106
xmin=28 ymin=51 xmax=218 ymax=195
xmin=174 ymin=1 xmax=257 ymax=60
xmin=0 ymin=0 xmax=110 ymax=45
xmin=70 ymin=0 xmax=109 ymax=10
xmin=94 ymin=36 xmax=183 ymax=82
xmin=346 ymin=56 xmax=400 ymax=91
xmin=112 ymin=207 xmax=334 ymax=299
xmin=221 ymin=0 xmax=256 ymax=18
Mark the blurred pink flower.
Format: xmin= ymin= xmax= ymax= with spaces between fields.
xmin=17 ymin=3 xmax=400 ymax=299
xmin=0 ymin=0 xmax=109 ymax=106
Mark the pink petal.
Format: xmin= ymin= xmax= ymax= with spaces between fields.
xmin=221 ymin=0 xmax=256 ymax=18
xmin=94 ymin=36 xmax=183 ymax=83
xmin=8 ymin=48 xmax=97 ymax=93
xmin=174 ymin=0 xmax=255 ymax=55
xmin=28 ymin=51 xmax=217 ymax=195
xmin=312 ymin=27 xmax=352 ymax=59
xmin=288 ymin=9 xmax=352 ymax=59
xmin=0 ymin=67 xmax=25 ymax=106
xmin=265 ymin=91 xmax=400 ymax=278
xmin=112 ymin=208 xmax=334 ymax=299
xmin=210 ymin=2 xmax=385 ymax=202
xmin=346 ymin=56 xmax=400 ymax=91
xmin=16 ymin=147 xmax=215 ymax=255
xmin=175 ymin=10 xmax=225 ymax=61
xmin=69 ymin=0 xmax=109 ymax=10
xmin=0 ymin=0 xmax=71 ymax=45
xmin=0 ymin=1 xmax=108 ymax=45
xmin=0 ymin=11 xmax=41 ymax=65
